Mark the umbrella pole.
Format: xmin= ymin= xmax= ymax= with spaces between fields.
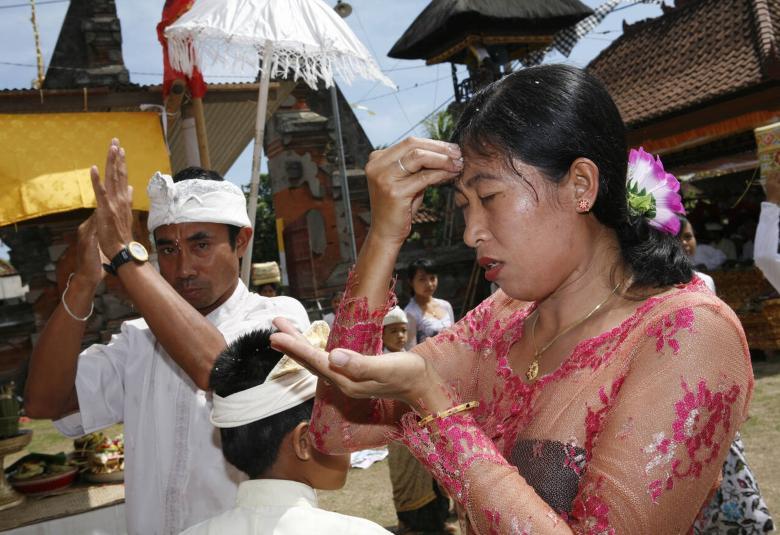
xmin=241 ymin=40 xmax=275 ymax=287
xmin=191 ymin=96 xmax=211 ymax=169
xmin=330 ymin=85 xmax=358 ymax=264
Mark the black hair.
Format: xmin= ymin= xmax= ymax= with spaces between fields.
xmin=257 ymin=283 xmax=278 ymax=294
xmin=172 ymin=167 xmax=225 ymax=183
xmin=451 ymin=64 xmax=692 ymax=289
xmin=676 ymin=215 xmax=692 ymax=238
xmin=209 ymin=329 xmax=313 ymax=478
xmin=406 ymin=257 xmax=439 ymax=282
xmin=166 ymin=166 xmax=241 ymax=250
xmin=406 ymin=258 xmax=439 ymax=297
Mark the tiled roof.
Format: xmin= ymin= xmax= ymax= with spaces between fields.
xmin=587 ymin=0 xmax=780 ymax=128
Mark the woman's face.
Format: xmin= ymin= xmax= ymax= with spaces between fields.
xmin=679 ymin=222 xmax=697 ymax=257
xmin=411 ymin=269 xmax=438 ymax=298
xmin=454 ymin=153 xmax=585 ymax=302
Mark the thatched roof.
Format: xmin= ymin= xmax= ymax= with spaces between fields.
xmin=389 ymin=0 xmax=592 ymax=63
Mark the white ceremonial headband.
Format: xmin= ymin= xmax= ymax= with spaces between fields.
xmin=146 ymin=172 xmax=252 ymax=233
xmin=210 ymin=321 xmax=330 ymax=429
xmin=209 ymin=365 xmax=318 ymax=428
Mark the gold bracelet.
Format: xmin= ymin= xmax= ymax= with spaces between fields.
xmin=417 ymin=401 xmax=479 ymax=428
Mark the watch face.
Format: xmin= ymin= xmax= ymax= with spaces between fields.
xmin=128 ymin=241 xmax=149 ymax=262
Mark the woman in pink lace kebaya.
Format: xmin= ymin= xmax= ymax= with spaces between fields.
xmin=270 ymin=65 xmax=754 ymax=534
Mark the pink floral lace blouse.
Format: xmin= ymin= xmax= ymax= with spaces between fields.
xmin=314 ymin=276 xmax=753 ymax=534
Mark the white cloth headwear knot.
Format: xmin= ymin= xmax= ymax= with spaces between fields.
xmin=146 ymin=172 xmax=252 ymax=233
xmin=210 ymin=321 xmax=331 ymax=428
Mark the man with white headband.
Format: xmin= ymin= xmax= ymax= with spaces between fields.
xmin=183 ymin=323 xmax=390 ymax=535
xmin=24 ymin=140 xmax=310 ymax=534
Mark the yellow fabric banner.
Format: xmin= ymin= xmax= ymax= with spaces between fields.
xmin=0 ymin=112 xmax=170 ymax=226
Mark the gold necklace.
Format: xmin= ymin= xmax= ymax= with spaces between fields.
xmin=526 ymin=281 xmax=622 ymax=382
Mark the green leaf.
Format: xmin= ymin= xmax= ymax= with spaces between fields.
xmin=627 ymin=182 xmax=657 ymax=219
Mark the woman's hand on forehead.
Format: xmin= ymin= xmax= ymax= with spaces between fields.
xmin=365 ymin=137 xmax=464 ymax=244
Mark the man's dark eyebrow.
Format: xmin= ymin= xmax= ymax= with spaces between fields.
xmin=155 ymin=237 xmax=176 ymax=246
xmin=186 ymin=231 xmax=213 ymax=242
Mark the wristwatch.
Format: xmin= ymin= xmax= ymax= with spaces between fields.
xmin=103 ymin=241 xmax=149 ymax=276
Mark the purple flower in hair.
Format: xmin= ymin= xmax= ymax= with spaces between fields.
xmin=627 ymin=148 xmax=685 ymax=235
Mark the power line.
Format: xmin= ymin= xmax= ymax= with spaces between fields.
xmin=352 ymin=8 xmax=415 ymax=130
xmin=432 ymin=63 xmax=440 ymax=111
xmin=0 ymin=0 xmax=67 ymax=9
xmin=390 ymin=94 xmax=455 ymax=145
xmin=0 ymin=60 xmax=260 ymax=79
xmin=1 ymin=61 xmax=426 ymax=78
xmin=582 ymin=35 xmax=616 ymax=42
xmin=355 ymin=75 xmax=450 ymax=104
xmin=393 ymin=92 xmax=413 ymax=128
xmin=382 ymin=64 xmax=431 ymax=73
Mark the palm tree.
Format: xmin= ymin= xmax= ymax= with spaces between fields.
xmin=423 ymin=111 xmax=455 ymax=142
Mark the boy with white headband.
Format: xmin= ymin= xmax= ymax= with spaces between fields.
xmin=382 ymin=307 xmax=452 ymax=534
xmin=24 ymin=141 xmax=310 ymax=534
xmin=183 ymin=323 xmax=390 ymax=535
xmin=381 ymin=306 xmax=409 ymax=354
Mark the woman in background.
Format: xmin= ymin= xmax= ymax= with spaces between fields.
xmin=403 ymin=258 xmax=455 ymax=347
xmin=382 ymin=306 xmax=454 ymax=534
xmin=677 ymin=217 xmax=716 ymax=292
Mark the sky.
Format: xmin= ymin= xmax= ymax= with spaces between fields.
xmin=0 ymin=0 xmax=664 ymax=259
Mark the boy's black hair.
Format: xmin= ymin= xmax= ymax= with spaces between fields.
xmin=209 ymin=329 xmax=314 ymax=478
xmin=167 ymin=166 xmax=241 ymax=250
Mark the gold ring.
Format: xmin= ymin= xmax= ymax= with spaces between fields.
xmin=397 ymin=158 xmax=410 ymax=175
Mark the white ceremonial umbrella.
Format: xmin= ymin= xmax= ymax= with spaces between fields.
xmin=164 ymin=0 xmax=395 ymax=285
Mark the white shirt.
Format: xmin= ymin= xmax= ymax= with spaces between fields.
xmin=754 ymin=201 xmax=780 ymax=292
xmin=181 ymin=479 xmax=392 ymax=535
xmin=322 ymin=312 xmax=335 ymax=328
xmin=715 ymin=237 xmax=737 ymax=260
xmin=691 ymin=243 xmax=727 ymax=270
xmin=54 ymin=282 xmax=310 ymax=535
xmin=695 ymin=271 xmax=716 ymax=293
xmin=404 ymin=297 xmax=455 ymax=347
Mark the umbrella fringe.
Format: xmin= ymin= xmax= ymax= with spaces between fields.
xmin=167 ymin=33 xmax=395 ymax=90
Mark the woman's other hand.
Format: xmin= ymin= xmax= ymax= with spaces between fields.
xmin=365 ymin=137 xmax=463 ymax=245
xmin=270 ymin=317 xmax=451 ymax=414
